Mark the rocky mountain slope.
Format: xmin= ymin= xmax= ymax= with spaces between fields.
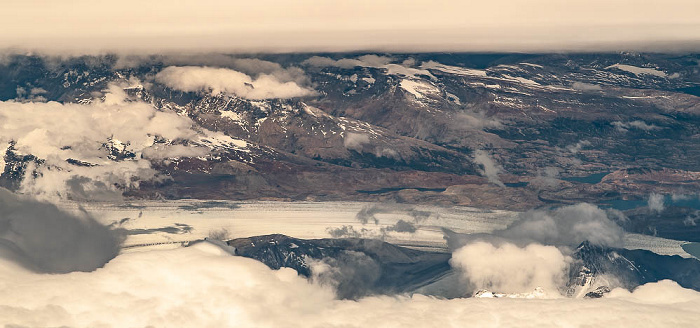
xmin=1 ymin=53 xmax=699 ymax=211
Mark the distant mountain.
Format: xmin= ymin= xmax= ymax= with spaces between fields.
xmin=1 ymin=53 xmax=699 ymax=210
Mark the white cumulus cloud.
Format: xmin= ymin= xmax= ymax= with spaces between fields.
xmin=155 ymin=66 xmax=315 ymax=99
xmin=451 ymin=241 xmax=571 ymax=295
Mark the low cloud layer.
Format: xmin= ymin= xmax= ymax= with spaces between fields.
xmin=2 ymin=0 xmax=700 ymax=53
xmin=0 ymin=83 xmax=212 ymax=201
xmin=155 ymin=66 xmax=315 ymax=99
xmin=0 ymin=242 xmax=698 ymax=327
xmin=0 ymin=188 xmax=122 ymax=273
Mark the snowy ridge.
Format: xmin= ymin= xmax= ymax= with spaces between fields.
xmin=605 ymin=64 xmax=667 ymax=78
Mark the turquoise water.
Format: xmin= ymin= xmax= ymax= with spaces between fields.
xmin=356 ymin=187 xmax=446 ymax=194
xmin=681 ymin=242 xmax=700 ymax=259
xmin=602 ymin=195 xmax=700 ymax=211
xmin=562 ymin=172 xmax=610 ymax=184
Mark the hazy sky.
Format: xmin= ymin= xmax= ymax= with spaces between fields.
xmin=1 ymin=0 xmax=700 ymax=53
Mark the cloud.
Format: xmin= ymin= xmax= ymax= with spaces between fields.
xmin=566 ymin=140 xmax=591 ymax=154
xmin=500 ymin=203 xmax=625 ymax=247
xmin=354 ymin=204 xmax=435 ymax=226
xmin=141 ymin=144 xmax=209 ymax=160
xmin=327 ymin=225 xmax=375 ymax=239
xmin=572 ymin=81 xmax=602 ymax=91
xmin=0 ymin=188 xmax=123 ymax=273
xmin=303 ymin=55 xmax=394 ymax=69
xmin=1 ymin=242 xmax=699 ymax=327
xmin=342 ymin=133 xmax=401 ymax=160
xmin=0 ymin=83 xmax=209 ymax=201
xmin=383 ymin=219 xmax=417 ymax=233
xmin=2 ymin=0 xmax=700 ymax=53
xmin=683 ymin=211 xmax=699 ymax=226
xmin=446 ymin=203 xmax=625 ymax=249
xmin=304 ymin=55 xmax=436 ymax=80
xmin=612 ymin=120 xmax=661 ymax=132
xmin=451 ymin=111 xmax=503 ymax=130
xmin=330 ymin=205 xmax=429 ymax=238
xmin=15 ymin=86 xmax=48 ymax=102
xmin=450 ymin=241 xmax=571 ymax=295
xmin=473 ymin=150 xmax=505 ymax=187
xmin=307 ymin=250 xmax=382 ymax=299
xmin=671 ymin=193 xmax=696 ymax=201
xmin=155 ymin=66 xmax=316 ymax=99
xmin=530 ymin=166 xmax=561 ymax=189
xmin=648 ymin=193 xmax=666 ymax=212
xmin=343 ymin=132 xmax=371 ymax=151
xmin=115 ymin=55 xmax=310 ymax=85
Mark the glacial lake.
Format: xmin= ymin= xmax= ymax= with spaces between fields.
xmin=602 ymin=195 xmax=700 ymax=211
xmin=681 ymin=243 xmax=700 ymax=259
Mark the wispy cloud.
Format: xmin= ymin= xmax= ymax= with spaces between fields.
xmin=473 ymin=150 xmax=505 ymax=187
xmin=612 ymin=120 xmax=661 ymax=132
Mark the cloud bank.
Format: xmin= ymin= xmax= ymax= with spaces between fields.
xmin=1 ymin=0 xmax=700 ymax=53
xmin=0 ymin=242 xmax=699 ymax=327
xmin=155 ymin=66 xmax=315 ymax=99
xmin=0 ymin=83 xmax=204 ymax=201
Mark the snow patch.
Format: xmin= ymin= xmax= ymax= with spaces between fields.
xmin=474 ymin=287 xmax=548 ymax=299
xmin=503 ymin=75 xmax=540 ymax=86
xmin=220 ymin=110 xmax=242 ymax=121
xmin=605 ymin=64 xmax=667 ymax=78
xmin=0 ymin=142 xmax=8 ymax=172
xmin=421 ymin=61 xmax=487 ymax=77
xmin=196 ymin=130 xmax=248 ymax=150
xmin=385 ymin=64 xmax=436 ymax=80
xmin=400 ymin=79 xmax=440 ymax=100
xmin=519 ymin=62 xmax=544 ymax=68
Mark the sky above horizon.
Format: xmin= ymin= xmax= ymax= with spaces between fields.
xmin=1 ymin=0 xmax=700 ymax=53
